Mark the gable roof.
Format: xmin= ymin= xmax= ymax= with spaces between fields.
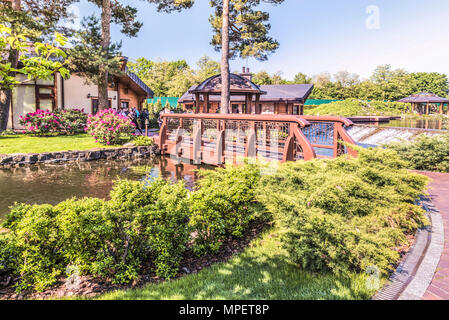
xmin=190 ymin=73 xmax=265 ymax=95
xmin=398 ymin=92 xmax=449 ymax=103
xmin=179 ymin=83 xmax=314 ymax=104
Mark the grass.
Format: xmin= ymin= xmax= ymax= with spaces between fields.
xmin=95 ymin=229 xmax=378 ymax=300
xmin=0 ymin=134 xmax=121 ymax=155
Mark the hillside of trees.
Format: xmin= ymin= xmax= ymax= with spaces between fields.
xmin=128 ymin=57 xmax=449 ymax=102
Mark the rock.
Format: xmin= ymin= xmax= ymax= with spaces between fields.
xmin=123 ymin=142 xmax=135 ymax=147
xmin=182 ymin=267 xmax=191 ymax=274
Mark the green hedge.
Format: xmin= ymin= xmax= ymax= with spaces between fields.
xmin=386 ymin=134 xmax=449 ymax=173
xmin=257 ymin=147 xmax=429 ymax=276
xmin=0 ymin=166 xmax=261 ymax=293
xmin=305 ymin=99 xmax=409 ymax=117
xmin=0 ymin=148 xmax=430 ymax=293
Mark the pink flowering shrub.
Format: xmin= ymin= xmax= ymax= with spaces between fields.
xmin=86 ymin=109 xmax=135 ymax=145
xmin=19 ymin=109 xmax=62 ymax=135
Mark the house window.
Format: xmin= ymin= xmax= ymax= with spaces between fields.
xmin=232 ymin=104 xmax=239 ymax=114
xmin=293 ymin=106 xmax=299 ymax=115
xmin=35 ymin=85 xmax=55 ymax=111
xmin=121 ymin=101 xmax=129 ymax=109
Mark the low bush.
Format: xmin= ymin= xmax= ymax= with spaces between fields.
xmin=189 ymin=164 xmax=262 ymax=255
xmin=386 ymin=134 xmax=449 ymax=173
xmin=132 ymin=135 xmax=154 ymax=147
xmin=305 ymin=99 xmax=409 ymax=117
xmin=257 ymin=147 xmax=429 ymax=276
xmin=86 ymin=109 xmax=135 ymax=145
xmin=0 ymin=178 xmax=191 ymax=292
xmin=19 ymin=109 xmax=62 ymax=135
xmin=54 ymin=109 xmax=88 ymax=135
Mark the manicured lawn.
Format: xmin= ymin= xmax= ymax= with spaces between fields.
xmin=96 ymin=229 xmax=378 ymax=300
xmin=0 ymin=134 xmax=120 ymax=155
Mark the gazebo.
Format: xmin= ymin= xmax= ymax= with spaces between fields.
xmin=187 ymin=73 xmax=267 ymax=114
xmin=398 ymin=92 xmax=449 ymax=115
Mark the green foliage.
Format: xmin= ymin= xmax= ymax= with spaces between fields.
xmin=66 ymin=15 xmax=123 ymax=87
xmin=54 ymin=109 xmax=89 ymax=135
xmin=0 ymin=23 xmax=69 ymax=91
xmin=128 ymin=56 xmax=220 ymax=97
xmin=386 ymin=134 xmax=449 ymax=173
xmin=305 ymin=98 xmax=409 ymax=117
xmin=132 ymin=136 xmax=155 ymax=147
xmin=189 ymin=164 xmax=262 ymax=255
xmin=0 ymin=178 xmax=192 ymax=292
xmin=257 ymin=147 xmax=429 ymax=276
xmin=209 ymin=0 xmax=285 ymax=61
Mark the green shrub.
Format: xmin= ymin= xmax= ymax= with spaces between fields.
xmin=189 ymin=164 xmax=262 ymax=255
xmin=0 ymin=178 xmax=192 ymax=292
xmin=305 ymin=99 xmax=409 ymax=117
xmin=257 ymin=147 xmax=429 ymax=276
xmin=2 ymin=203 xmax=64 ymax=292
xmin=132 ymin=135 xmax=154 ymax=147
xmin=109 ymin=179 xmax=190 ymax=279
xmin=386 ymin=134 xmax=449 ymax=173
xmin=54 ymin=109 xmax=88 ymax=135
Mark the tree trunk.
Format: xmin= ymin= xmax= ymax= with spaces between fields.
xmin=98 ymin=0 xmax=111 ymax=111
xmin=220 ymin=0 xmax=230 ymax=114
xmin=0 ymin=0 xmax=21 ymax=131
xmin=0 ymin=90 xmax=12 ymax=131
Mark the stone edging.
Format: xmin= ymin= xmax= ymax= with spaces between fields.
xmin=372 ymin=196 xmax=444 ymax=300
xmin=0 ymin=145 xmax=161 ymax=168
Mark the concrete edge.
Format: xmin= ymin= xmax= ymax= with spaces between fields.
xmin=372 ymin=196 xmax=444 ymax=300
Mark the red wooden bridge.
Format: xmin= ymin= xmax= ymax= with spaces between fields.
xmin=155 ymin=114 xmax=357 ymax=165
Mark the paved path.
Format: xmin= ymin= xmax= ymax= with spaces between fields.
xmin=419 ymin=172 xmax=449 ymax=300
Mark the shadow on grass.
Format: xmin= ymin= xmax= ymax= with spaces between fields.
xmin=99 ymin=235 xmax=373 ymax=301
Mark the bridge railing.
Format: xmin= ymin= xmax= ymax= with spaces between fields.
xmin=156 ymin=114 xmax=357 ymax=165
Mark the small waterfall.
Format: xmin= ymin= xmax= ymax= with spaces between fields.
xmin=347 ymin=125 xmax=446 ymax=147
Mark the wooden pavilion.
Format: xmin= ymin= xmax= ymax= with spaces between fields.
xmin=398 ymin=93 xmax=449 ymax=115
xmin=179 ymin=70 xmax=314 ymax=115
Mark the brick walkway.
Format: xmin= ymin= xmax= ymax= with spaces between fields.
xmin=419 ymin=172 xmax=449 ymax=300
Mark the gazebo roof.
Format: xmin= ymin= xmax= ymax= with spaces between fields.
xmin=189 ymin=73 xmax=266 ymax=95
xmin=398 ymin=92 xmax=449 ymax=103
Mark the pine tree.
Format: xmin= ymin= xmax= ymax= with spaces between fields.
xmin=79 ymin=0 xmax=194 ymax=111
xmin=208 ymin=0 xmax=285 ymax=113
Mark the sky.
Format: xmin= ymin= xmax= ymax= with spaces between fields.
xmin=67 ymin=0 xmax=449 ymax=81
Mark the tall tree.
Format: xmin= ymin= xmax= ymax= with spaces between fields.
xmin=208 ymin=0 xmax=285 ymax=113
xmin=82 ymin=0 xmax=194 ymax=111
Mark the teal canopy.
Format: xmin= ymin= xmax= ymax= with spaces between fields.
xmin=304 ymin=99 xmax=341 ymax=106
xmin=146 ymin=97 xmax=179 ymax=109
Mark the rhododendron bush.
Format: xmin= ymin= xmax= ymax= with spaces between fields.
xmin=86 ymin=109 xmax=135 ymax=145
xmin=54 ymin=109 xmax=88 ymax=135
xmin=19 ymin=109 xmax=62 ymax=135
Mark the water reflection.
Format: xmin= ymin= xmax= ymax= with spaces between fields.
xmin=0 ymin=156 xmax=211 ymax=221
xmin=378 ymin=117 xmax=449 ymax=131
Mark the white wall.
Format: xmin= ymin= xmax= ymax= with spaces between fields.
xmin=63 ymin=74 xmax=118 ymax=114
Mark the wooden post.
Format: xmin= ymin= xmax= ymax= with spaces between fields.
xmin=440 ymin=103 xmax=443 ymax=115
xmin=255 ymin=94 xmax=260 ymax=114
xmin=204 ymin=93 xmax=209 ymax=113
xmin=426 ymin=102 xmax=429 ymax=115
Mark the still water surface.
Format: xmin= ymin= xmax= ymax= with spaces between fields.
xmin=378 ymin=117 xmax=449 ymax=131
xmin=0 ymin=156 xmax=210 ymax=221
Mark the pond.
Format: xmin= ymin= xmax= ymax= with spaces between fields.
xmin=0 ymin=156 xmax=211 ymax=222
xmin=377 ymin=117 xmax=449 ymax=131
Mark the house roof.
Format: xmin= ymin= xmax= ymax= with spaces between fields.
xmin=398 ymin=92 xmax=449 ymax=103
xmin=189 ymin=73 xmax=265 ymax=95
xmin=179 ymin=81 xmax=314 ymax=104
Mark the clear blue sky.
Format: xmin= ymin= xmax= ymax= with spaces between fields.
xmin=68 ymin=0 xmax=449 ymax=80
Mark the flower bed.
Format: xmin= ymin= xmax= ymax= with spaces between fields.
xmin=86 ymin=109 xmax=135 ymax=145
